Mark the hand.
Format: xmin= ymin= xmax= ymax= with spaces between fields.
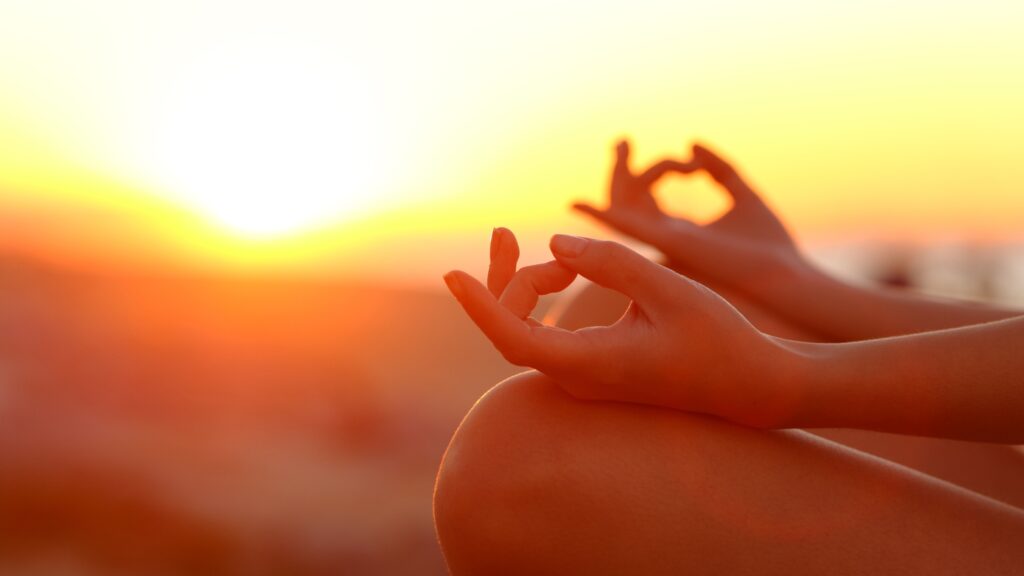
xmin=574 ymin=141 xmax=808 ymax=297
xmin=444 ymin=228 xmax=794 ymax=428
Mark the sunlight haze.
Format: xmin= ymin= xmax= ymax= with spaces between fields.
xmin=2 ymin=0 xmax=1024 ymax=282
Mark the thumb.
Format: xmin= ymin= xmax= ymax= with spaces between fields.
xmin=549 ymin=235 xmax=677 ymax=308
xmin=570 ymin=202 xmax=605 ymax=219
xmin=691 ymin=143 xmax=755 ymax=202
xmin=571 ymin=203 xmax=655 ymax=243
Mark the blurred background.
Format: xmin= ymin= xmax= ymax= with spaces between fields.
xmin=2 ymin=1 xmax=1024 ymax=574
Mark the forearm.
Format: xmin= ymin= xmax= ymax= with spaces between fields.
xmin=772 ymin=316 xmax=1024 ymax=443
xmin=756 ymin=261 xmax=1021 ymax=341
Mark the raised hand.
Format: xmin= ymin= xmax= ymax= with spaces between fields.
xmin=444 ymin=229 xmax=792 ymax=428
xmin=573 ymin=141 xmax=808 ymax=297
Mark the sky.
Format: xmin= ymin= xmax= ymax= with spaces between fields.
xmin=2 ymin=0 xmax=1024 ymax=283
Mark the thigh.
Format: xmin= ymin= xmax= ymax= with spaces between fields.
xmin=549 ymin=281 xmax=1024 ymax=507
xmin=809 ymin=428 xmax=1024 ymax=509
xmin=436 ymin=372 xmax=1024 ymax=575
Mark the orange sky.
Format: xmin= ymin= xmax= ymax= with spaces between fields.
xmin=2 ymin=0 xmax=1024 ymax=284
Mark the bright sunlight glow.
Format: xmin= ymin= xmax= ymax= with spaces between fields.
xmin=141 ymin=39 xmax=382 ymax=237
xmin=4 ymin=0 xmax=1024 ymax=279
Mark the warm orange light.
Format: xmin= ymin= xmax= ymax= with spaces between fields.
xmin=2 ymin=0 xmax=1024 ymax=282
xmin=132 ymin=39 xmax=387 ymax=238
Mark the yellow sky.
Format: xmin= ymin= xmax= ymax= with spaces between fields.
xmin=2 ymin=0 xmax=1024 ymax=283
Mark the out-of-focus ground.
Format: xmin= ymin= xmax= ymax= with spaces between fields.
xmin=0 ymin=242 xmax=1021 ymax=575
xmin=0 ymin=258 xmax=523 ymax=576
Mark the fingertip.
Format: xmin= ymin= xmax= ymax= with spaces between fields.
xmin=443 ymin=270 xmax=464 ymax=299
xmin=575 ymin=203 xmax=609 ymax=219
xmin=489 ymin=226 xmax=519 ymax=258
xmin=550 ymin=234 xmax=590 ymax=258
xmin=692 ymin=142 xmax=730 ymax=167
xmin=489 ymin=228 xmax=501 ymax=259
xmin=501 ymin=226 xmax=520 ymax=258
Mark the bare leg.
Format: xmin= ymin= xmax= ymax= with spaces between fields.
xmin=434 ymin=372 xmax=1024 ymax=575
xmin=547 ymin=281 xmax=1024 ymax=509
xmin=811 ymin=428 xmax=1024 ymax=509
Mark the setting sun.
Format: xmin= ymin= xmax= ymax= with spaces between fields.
xmin=124 ymin=30 xmax=387 ymax=237
xmin=2 ymin=0 xmax=1024 ymax=280
xmin=2 ymin=3 xmax=1024 ymax=574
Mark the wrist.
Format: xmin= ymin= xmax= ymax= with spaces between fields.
xmin=739 ymin=334 xmax=826 ymax=429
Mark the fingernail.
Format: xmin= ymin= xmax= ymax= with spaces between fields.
xmin=443 ymin=272 xmax=463 ymax=298
xmin=490 ymin=228 xmax=501 ymax=259
xmin=550 ymin=234 xmax=588 ymax=257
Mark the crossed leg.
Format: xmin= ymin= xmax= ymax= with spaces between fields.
xmin=434 ymin=372 xmax=1024 ymax=575
xmin=547 ymin=280 xmax=1024 ymax=509
xmin=434 ymin=278 xmax=1024 ymax=573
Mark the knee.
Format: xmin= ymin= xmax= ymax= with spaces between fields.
xmin=431 ymin=370 xmax=808 ymax=574
xmin=433 ymin=370 xmax=585 ymax=574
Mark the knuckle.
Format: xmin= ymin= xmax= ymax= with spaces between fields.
xmin=592 ymin=250 xmax=616 ymax=281
xmin=591 ymin=239 xmax=622 ymax=264
xmin=608 ymin=244 xmax=644 ymax=275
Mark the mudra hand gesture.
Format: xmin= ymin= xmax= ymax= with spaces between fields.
xmin=444 ymin=228 xmax=790 ymax=428
xmin=574 ymin=140 xmax=806 ymax=295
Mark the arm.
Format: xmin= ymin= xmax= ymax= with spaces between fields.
xmin=760 ymin=263 xmax=1018 ymax=341
xmin=775 ymin=316 xmax=1024 ymax=443
xmin=446 ymin=231 xmax=1024 ymax=444
xmin=574 ymin=140 xmax=1021 ymax=341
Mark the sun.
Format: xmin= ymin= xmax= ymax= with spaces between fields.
xmin=139 ymin=41 xmax=384 ymax=238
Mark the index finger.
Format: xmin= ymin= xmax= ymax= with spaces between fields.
xmin=487 ymin=227 xmax=519 ymax=297
xmin=444 ymin=270 xmax=587 ymax=370
xmin=636 ymin=159 xmax=701 ymax=189
xmin=499 ymin=260 xmax=577 ymax=319
xmin=610 ymin=140 xmax=633 ymax=204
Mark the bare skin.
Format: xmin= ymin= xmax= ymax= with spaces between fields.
xmin=435 ymin=372 xmax=1024 ymax=575
xmin=553 ymin=280 xmax=1024 ymax=509
xmin=445 ymin=230 xmax=1024 ymax=439
xmin=435 ymin=141 xmax=1024 ymax=573
xmin=560 ymin=140 xmax=1024 ymax=505
xmin=573 ymin=141 xmax=1020 ymax=341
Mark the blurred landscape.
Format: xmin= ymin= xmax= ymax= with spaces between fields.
xmin=0 ymin=256 xmax=527 ymax=576
xmin=2 ymin=1 xmax=1024 ymax=573
xmin=0 ymin=241 xmax=1021 ymax=575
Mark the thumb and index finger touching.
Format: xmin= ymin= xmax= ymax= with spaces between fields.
xmin=575 ymin=141 xmax=757 ymax=220
xmin=445 ymin=229 xmax=683 ymax=371
xmin=485 ymin=226 xmax=678 ymax=313
xmin=447 ymin=229 xmax=583 ymax=368
xmin=549 ymin=234 xmax=679 ymax=311
xmin=446 ymin=139 xmax=752 ymax=373
xmin=487 ymin=227 xmax=576 ymax=320
xmin=638 ymin=142 xmax=753 ymax=202
xmin=487 ymin=228 xmax=682 ymax=313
